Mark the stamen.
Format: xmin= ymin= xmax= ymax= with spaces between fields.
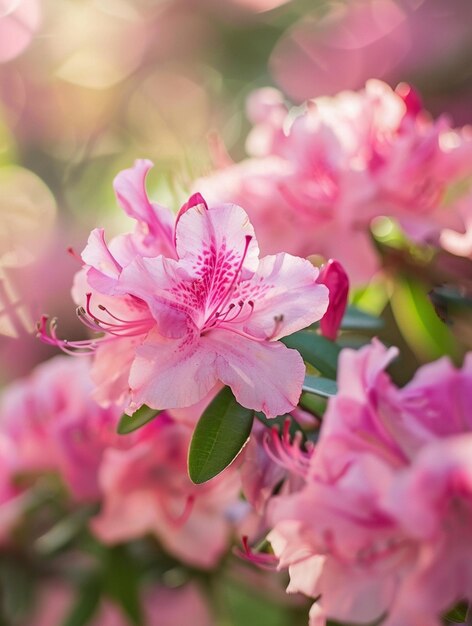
xmin=79 ymin=294 xmax=153 ymax=337
xmin=37 ymin=315 xmax=98 ymax=356
xmin=204 ymin=235 xmax=253 ymax=327
xmin=262 ymin=419 xmax=313 ymax=478
xmin=235 ymin=536 xmax=278 ymax=571
xmin=266 ymin=314 xmax=284 ymax=340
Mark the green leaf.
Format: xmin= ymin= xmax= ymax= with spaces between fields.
xmin=35 ymin=506 xmax=96 ymax=556
xmin=117 ymin=405 xmax=161 ymax=435
xmin=282 ymin=331 xmax=341 ymax=379
xmin=103 ymin=546 xmax=143 ymax=626
xmin=444 ymin=601 xmax=468 ymax=623
xmin=188 ymin=387 xmax=254 ymax=484
xmin=302 ymin=375 xmax=338 ymax=398
xmin=341 ymin=305 xmax=384 ymax=331
xmin=0 ymin=557 xmax=35 ymax=624
xmin=62 ymin=575 xmax=101 ymax=626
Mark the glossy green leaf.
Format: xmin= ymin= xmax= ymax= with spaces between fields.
xmin=117 ymin=405 xmax=160 ymax=435
xmin=341 ymin=305 xmax=384 ymax=331
xmin=282 ymin=331 xmax=341 ymax=379
xmin=302 ymin=375 xmax=338 ymax=398
xmin=188 ymin=387 xmax=254 ymax=484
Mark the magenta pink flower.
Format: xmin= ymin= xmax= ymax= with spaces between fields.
xmin=91 ymin=415 xmax=241 ymax=569
xmin=117 ymin=196 xmax=328 ymax=417
xmin=267 ymin=340 xmax=472 ymax=626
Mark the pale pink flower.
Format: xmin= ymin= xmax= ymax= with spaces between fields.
xmin=91 ymin=415 xmax=241 ymax=569
xmin=41 ymin=161 xmax=328 ymax=417
xmin=267 ymin=341 xmax=472 ymax=626
xmin=196 ymin=81 xmax=472 ymax=283
xmin=0 ymin=355 xmax=143 ymax=501
xmin=117 ymin=196 xmax=328 ymax=417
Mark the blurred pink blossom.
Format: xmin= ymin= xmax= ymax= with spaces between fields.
xmin=30 ymin=581 xmax=214 ymax=626
xmin=91 ymin=415 xmax=241 ymax=569
xmin=269 ymin=0 xmax=472 ymax=116
xmin=0 ymin=355 xmax=147 ymax=501
xmin=0 ymin=0 xmax=41 ymax=63
xmin=268 ymin=340 xmax=472 ymax=626
xmin=196 ymin=80 xmax=472 ymax=283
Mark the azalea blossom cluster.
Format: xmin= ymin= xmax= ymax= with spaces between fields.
xmin=0 ymin=356 xmax=240 ymax=623
xmin=1 ymin=79 xmax=471 ymax=626
xmin=0 ymin=356 xmax=241 ymax=568
xmin=197 ymin=80 xmax=472 ymax=281
xmin=268 ymin=340 xmax=472 ymax=626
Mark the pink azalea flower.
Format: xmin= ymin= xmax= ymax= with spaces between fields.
xmin=195 ymin=81 xmax=472 ymax=283
xmin=91 ymin=415 xmax=241 ymax=569
xmin=0 ymin=356 xmax=146 ymax=501
xmin=267 ymin=340 xmax=472 ymax=626
xmin=41 ymin=164 xmax=329 ymax=417
xmin=118 ymin=196 xmax=328 ymax=417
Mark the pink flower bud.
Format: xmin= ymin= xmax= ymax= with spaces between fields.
xmin=317 ymin=259 xmax=349 ymax=341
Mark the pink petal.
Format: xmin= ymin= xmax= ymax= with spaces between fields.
xmin=174 ymin=192 xmax=208 ymax=246
xmin=113 ymin=159 xmax=175 ymax=255
xmin=239 ymin=253 xmax=329 ymax=340
xmin=209 ymin=329 xmax=306 ymax=418
xmin=118 ymin=256 xmax=191 ymax=339
xmin=175 ymin=202 xmax=260 ymax=274
xmin=81 ymin=228 xmax=122 ymax=294
xmin=128 ymin=329 xmax=219 ymax=412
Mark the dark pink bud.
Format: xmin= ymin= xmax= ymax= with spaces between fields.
xmin=317 ymin=259 xmax=349 ymax=341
